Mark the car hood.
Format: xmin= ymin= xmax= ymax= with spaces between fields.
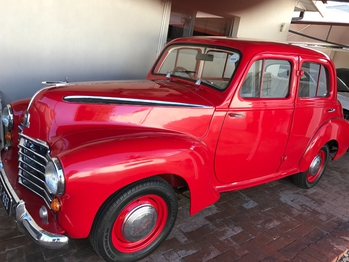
xmin=23 ymin=79 xmax=216 ymax=148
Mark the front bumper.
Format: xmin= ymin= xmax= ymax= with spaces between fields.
xmin=0 ymin=159 xmax=69 ymax=249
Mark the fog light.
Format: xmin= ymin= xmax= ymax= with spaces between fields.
xmin=50 ymin=198 xmax=61 ymax=212
xmin=4 ymin=132 xmax=12 ymax=141
xmin=39 ymin=206 xmax=48 ymax=225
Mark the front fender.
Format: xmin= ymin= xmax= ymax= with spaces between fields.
xmin=2 ymin=98 xmax=30 ymax=150
xmin=54 ymin=132 xmax=219 ymax=238
xmin=299 ymin=118 xmax=349 ymax=171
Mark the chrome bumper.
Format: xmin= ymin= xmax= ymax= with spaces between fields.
xmin=0 ymin=161 xmax=69 ymax=249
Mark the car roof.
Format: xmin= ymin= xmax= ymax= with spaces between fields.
xmin=168 ymin=36 xmax=329 ymax=59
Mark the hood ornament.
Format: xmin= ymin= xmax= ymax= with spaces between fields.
xmin=42 ymin=77 xmax=69 ymax=86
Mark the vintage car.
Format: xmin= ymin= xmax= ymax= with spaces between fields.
xmin=337 ymin=68 xmax=349 ymax=120
xmin=1 ymin=37 xmax=349 ymax=262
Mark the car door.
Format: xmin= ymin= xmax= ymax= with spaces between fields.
xmin=279 ymin=57 xmax=335 ymax=171
xmin=215 ymin=57 xmax=297 ymax=184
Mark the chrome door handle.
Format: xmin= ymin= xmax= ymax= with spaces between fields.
xmin=328 ymin=108 xmax=336 ymax=113
xmin=229 ymin=113 xmax=244 ymax=118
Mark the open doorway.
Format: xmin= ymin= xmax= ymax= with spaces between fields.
xmin=167 ymin=5 xmax=234 ymax=42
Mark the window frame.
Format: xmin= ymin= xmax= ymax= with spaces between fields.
xmin=239 ymin=58 xmax=292 ymax=99
xmin=298 ymin=62 xmax=330 ymax=99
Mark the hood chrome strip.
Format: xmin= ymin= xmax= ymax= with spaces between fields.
xmin=63 ymin=95 xmax=213 ymax=108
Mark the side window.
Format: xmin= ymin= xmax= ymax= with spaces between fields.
xmin=240 ymin=59 xmax=291 ymax=98
xmin=299 ymin=62 xmax=329 ymax=98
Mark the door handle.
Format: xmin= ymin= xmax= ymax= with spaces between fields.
xmin=328 ymin=108 xmax=336 ymax=113
xmin=229 ymin=113 xmax=244 ymax=118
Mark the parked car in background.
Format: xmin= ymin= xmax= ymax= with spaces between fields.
xmin=1 ymin=37 xmax=349 ymax=262
xmin=337 ymin=68 xmax=349 ymax=120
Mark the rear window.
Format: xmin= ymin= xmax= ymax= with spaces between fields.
xmin=299 ymin=62 xmax=329 ymax=98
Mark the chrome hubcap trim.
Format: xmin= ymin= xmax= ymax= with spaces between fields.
xmin=309 ymin=155 xmax=322 ymax=176
xmin=121 ymin=204 xmax=157 ymax=242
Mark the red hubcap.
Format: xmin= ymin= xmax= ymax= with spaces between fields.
xmin=111 ymin=194 xmax=168 ymax=253
xmin=307 ymin=150 xmax=325 ymax=183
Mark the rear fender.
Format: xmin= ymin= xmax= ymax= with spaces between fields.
xmin=299 ymin=118 xmax=349 ymax=171
xmin=55 ymin=132 xmax=219 ymax=238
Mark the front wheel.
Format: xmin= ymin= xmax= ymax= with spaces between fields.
xmin=90 ymin=177 xmax=178 ymax=262
xmin=292 ymin=145 xmax=329 ymax=189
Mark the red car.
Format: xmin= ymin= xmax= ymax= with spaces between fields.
xmin=1 ymin=37 xmax=349 ymax=262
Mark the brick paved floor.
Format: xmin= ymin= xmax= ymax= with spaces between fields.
xmin=1 ymin=153 xmax=349 ymax=262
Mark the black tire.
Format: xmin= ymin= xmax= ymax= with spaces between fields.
xmin=90 ymin=177 xmax=178 ymax=262
xmin=344 ymin=109 xmax=349 ymax=121
xmin=292 ymin=145 xmax=329 ymax=189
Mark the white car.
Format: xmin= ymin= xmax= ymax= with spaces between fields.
xmin=337 ymin=69 xmax=349 ymax=120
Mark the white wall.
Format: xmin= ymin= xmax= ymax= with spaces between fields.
xmin=231 ymin=0 xmax=296 ymax=41
xmin=170 ymin=0 xmax=296 ymax=41
xmin=0 ymin=0 xmax=167 ymax=105
xmin=312 ymin=47 xmax=349 ymax=69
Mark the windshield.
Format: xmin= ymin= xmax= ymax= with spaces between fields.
xmin=153 ymin=44 xmax=241 ymax=91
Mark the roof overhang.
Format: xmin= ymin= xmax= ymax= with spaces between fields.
xmin=295 ymin=0 xmax=326 ymax=16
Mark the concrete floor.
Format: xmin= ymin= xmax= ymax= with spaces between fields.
xmin=1 ymin=153 xmax=349 ymax=261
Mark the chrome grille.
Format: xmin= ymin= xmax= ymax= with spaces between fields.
xmin=18 ymin=133 xmax=53 ymax=206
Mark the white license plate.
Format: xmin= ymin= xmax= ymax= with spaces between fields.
xmin=0 ymin=178 xmax=13 ymax=215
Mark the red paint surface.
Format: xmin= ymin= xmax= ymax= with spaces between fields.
xmin=2 ymin=37 xmax=349 ymax=240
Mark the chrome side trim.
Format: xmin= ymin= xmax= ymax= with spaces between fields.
xmin=0 ymin=160 xmax=68 ymax=249
xmin=63 ymin=95 xmax=213 ymax=109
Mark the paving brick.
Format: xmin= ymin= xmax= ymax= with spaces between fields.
xmin=271 ymin=236 xmax=297 ymax=251
xmin=303 ymin=228 xmax=327 ymax=243
xmin=172 ymin=241 xmax=201 ymax=258
xmin=210 ymin=249 xmax=240 ymax=262
xmin=182 ymin=240 xmax=220 ymax=262
xmin=236 ymin=251 xmax=267 ymax=262
xmin=302 ymin=247 xmax=329 ymax=262
xmin=309 ymin=242 xmax=341 ymax=261
xmin=1 ymin=152 xmax=349 ymax=262
xmin=5 ymin=249 xmax=24 ymax=262
xmin=230 ymin=229 xmax=254 ymax=244
xmin=278 ymin=239 xmax=308 ymax=260
xmin=157 ymin=236 xmax=182 ymax=253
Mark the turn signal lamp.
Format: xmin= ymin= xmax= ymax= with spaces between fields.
xmin=5 ymin=132 xmax=12 ymax=141
xmin=51 ymin=198 xmax=61 ymax=212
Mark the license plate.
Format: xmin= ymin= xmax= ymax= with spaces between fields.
xmin=0 ymin=178 xmax=13 ymax=215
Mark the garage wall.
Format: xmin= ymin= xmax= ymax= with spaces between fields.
xmin=0 ymin=0 xmax=168 ymax=105
xmin=332 ymin=51 xmax=349 ymax=68
xmin=230 ymin=0 xmax=295 ymax=41
xmin=308 ymin=47 xmax=349 ymax=68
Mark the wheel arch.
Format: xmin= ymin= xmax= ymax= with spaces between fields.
xmin=55 ymin=133 xmax=220 ymax=239
xmin=298 ymin=118 xmax=349 ymax=172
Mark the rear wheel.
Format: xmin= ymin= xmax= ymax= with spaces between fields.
xmin=292 ymin=145 xmax=329 ymax=189
xmin=90 ymin=177 xmax=178 ymax=262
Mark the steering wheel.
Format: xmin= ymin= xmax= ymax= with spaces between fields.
xmin=173 ymin=66 xmax=195 ymax=79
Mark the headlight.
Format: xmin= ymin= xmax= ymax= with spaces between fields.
xmin=1 ymin=105 xmax=14 ymax=131
xmin=45 ymin=158 xmax=65 ymax=195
